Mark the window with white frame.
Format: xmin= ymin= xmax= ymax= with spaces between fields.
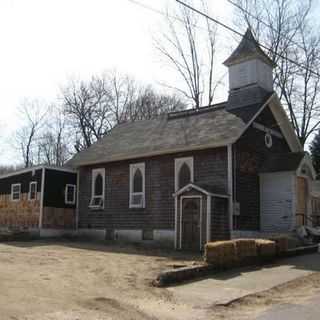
xmin=65 ymin=184 xmax=76 ymax=205
xmin=129 ymin=163 xmax=145 ymax=208
xmin=11 ymin=183 xmax=21 ymax=201
xmin=28 ymin=181 xmax=37 ymax=201
xmin=174 ymin=157 xmax=194 ymax=191
xmin=89 ymin=168 xmax=105 ymax=209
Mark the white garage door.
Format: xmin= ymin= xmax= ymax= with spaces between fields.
xmin=260 ymin=172 xmax=294 ymax=232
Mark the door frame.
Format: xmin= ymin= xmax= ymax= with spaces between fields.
xmin=180 ymin=195 xmax=203 ymax=251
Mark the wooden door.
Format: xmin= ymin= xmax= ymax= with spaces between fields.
xmin=181 ymin=198 xmax=201 ymax=250
xmin=296 ymin=177 xmax=308 ymax=226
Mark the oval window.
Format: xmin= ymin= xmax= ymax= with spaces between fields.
xmin=265 ymin=133 xmax=273 ymax=148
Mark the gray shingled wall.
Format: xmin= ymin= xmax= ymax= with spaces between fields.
xmin=233 ymin=105 xmax=291 ymax=231
xmin=78 ymin=147 xmax=228 ymax=232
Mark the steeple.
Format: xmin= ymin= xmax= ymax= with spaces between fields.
xmin=224 ymin=29 xmax=275 ymax=110
xmin=224 ymin=28 xmax=275 ymax=68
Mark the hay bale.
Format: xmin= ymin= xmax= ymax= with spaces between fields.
xmin=234 ymin=239 xmax=257 ymax=259
xmin=204 ymin=241 xmax=237 ymax=268
xmin=255 ymin=239 xmax=276 ymax=257
xmin=269 ymin=236 xmax=289 ymax=254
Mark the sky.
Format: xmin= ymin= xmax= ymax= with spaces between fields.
xmin=0 ymin=0 xmax=236 ymax=165
xmin=0 ymin=0 xmax=318 ymax=165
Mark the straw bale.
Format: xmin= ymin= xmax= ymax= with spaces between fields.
xmin=234 ymin=239 xmax=257 ymax=259
xmin=255 ymin=239 xmax=276 ymax=257
xmin=204 ymin=241 xmax=237 ymax=267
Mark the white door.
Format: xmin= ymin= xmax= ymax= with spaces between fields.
xmin=260 ymin=172 xmax=294 ymax=232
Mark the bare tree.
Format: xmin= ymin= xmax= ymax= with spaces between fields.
xmin=15 ymin=100 xmax=48 ymax=168
xmin=62 ymin=72 xmax=186 ymax=153
xmin=234 ymin=0 xmax=320 ymax=146
xmin=155 ymin=0 xmax=219 ymax=109
xmin=62 ymin=76 xmax=112 ymax=152
xmin=38 ymin=105 xmax=70 ymax=166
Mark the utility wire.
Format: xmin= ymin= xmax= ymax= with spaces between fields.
xmin=175 ymin=0 xmax=320 ymax=78
xmin=126 ymin=0 xmax=320 ymax=78
xmin=126 ymin=0 xmax=207 ymax=31
xmin=226 ymin=0 xmax=308 ymax=54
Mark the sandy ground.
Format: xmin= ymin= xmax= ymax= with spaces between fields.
xmin=0 ymin=240 xmax=205 ymax=320
xmin=0 ymin=240 xmax=319 ymax=320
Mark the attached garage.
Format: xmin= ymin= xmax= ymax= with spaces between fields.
xmin=260 ymin=152 xmax=316 ymax=233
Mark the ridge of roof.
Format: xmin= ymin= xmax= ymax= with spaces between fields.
xmin=223 ymin=28 xmax=275 ymax=67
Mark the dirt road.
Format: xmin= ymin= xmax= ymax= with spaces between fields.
xmin=0 ymin=240 xmax=319 ymax=320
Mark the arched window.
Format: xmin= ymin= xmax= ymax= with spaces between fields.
xmin=178 ymin=163 xmax=191 ymax=189
xmin=130 ymin=163 xmax=145 ymax=208
xmin=133 ymin=169 xmax=143 ymax=193
xmin=174 ymin=157 xmax=194 ymax=191
xmin=94 ymin=174 xmax=103 ymax=196
xmin=90 ymin=168 xmax=105 ymax=209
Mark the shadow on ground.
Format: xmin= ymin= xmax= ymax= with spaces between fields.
xmin=1 ymin=238 xmax=203 ymax=261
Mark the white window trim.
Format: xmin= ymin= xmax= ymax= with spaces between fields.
xmin=65 ymin=184 xmax=76 ymax=205
xmin=89 ymin=168 xmax=105 ymax=209
xmin=28 ymin=181 xmax=37 ymax=201
xmin=11 ymin=183 xmax=21 ymax=202
xmin=174 ymin=157 xmax=194 ymax=191
xmin=129 ymin=162 xmax=145 ymax=208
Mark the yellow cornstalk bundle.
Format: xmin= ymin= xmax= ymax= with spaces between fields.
xmin=204 ymin=241 xmax=237 ymax=267
xmin=234 ymin=239 xmax=257 ymax=259
xmin=255 ymin=239 xmax=276 ymax=257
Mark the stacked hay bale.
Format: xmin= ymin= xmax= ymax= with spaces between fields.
xmin=255 ymin=239 xmax=276 ymax=259
xmin=204 ymin=241 xmax=237 ymax=268
xmin=234 ymin=239 xmax=257 ymax=264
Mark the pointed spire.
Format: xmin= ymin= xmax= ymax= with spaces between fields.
xmin=223 ymin=28 xmax=275 ymax=67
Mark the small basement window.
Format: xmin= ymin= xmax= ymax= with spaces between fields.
xmin=129 ymin=163 xmax=145 ymax=208
xmin=11 ymin=183 xmax=21 ymax=201
xmin=89 ymin=168 xmax=105 ymax=209
xmin=28 ymin=181 xmax=37 ymax=201
xmin=65 ymin=184 xmax=76 ymax=205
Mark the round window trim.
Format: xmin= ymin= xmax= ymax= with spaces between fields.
xmin=265 ymin=132 xmax=273 ymax=148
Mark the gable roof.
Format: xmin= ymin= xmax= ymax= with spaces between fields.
xmin=67 ymin=90 xmax=303 ymax=168
xmin=68 ymin=94 xmax=273 ymax=167
xmin=223 ymin=28 xmax=275 ymax=67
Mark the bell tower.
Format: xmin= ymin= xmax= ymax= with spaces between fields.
xmin=223 ymin=29 xmax=275 ymax=109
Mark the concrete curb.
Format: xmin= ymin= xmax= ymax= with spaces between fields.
xmin=153 ymin=245 xmax=319 ymax=287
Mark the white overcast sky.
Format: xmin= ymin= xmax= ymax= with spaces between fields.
xmin=0 ymin=0 xmax=318 ymax=165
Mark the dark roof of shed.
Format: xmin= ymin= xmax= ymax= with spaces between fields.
xmin=223 ymin=28 xmax=275 ymax=67
xmin=67 ymin=93 xmax=273 ymax=167
xmin=260 ymin=152 xmax=306 ymax=173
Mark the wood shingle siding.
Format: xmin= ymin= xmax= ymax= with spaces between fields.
xmin=234 ymin=106 xmax=291 ymax=231
xmin=78 ymin=148 xmax=228 ymax=231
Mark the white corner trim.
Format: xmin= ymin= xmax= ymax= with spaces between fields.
xmin=227 ymin=144 xmax=234 ymax=232
xmin=269 ymin=95 xmax=302 ymax=152
xmin=39 ymin=167 xmax=46 ymax=229
xmin=76 ymin=170 xmax=80 ymax=230
xmin=174 ymin=157 xmax=194 ymax=192
xmin=174 ymin=197 xmax=178 ymax=249
xmin=207 ymin=196 xmax=212 ymax=243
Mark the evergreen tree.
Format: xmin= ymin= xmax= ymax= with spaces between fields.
xmin=310 ymin=130 xmax=320 ymax=179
